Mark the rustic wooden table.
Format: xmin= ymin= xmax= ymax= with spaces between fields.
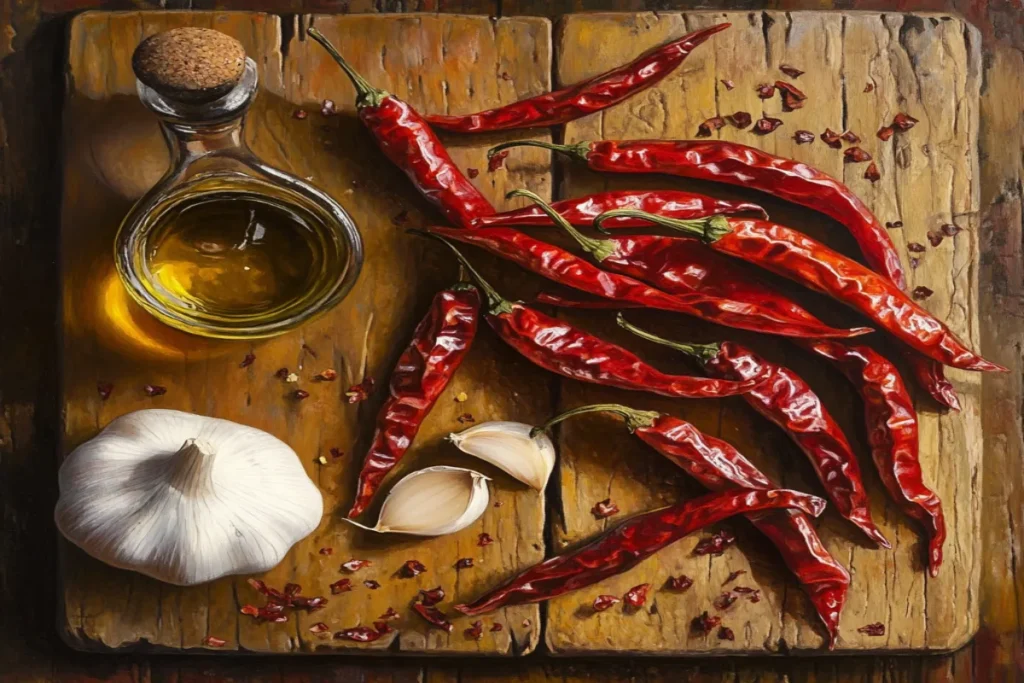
xmin=1 ymin=0 xmax=1021 ymax=680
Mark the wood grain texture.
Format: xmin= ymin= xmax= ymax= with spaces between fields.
xmin=542 ymin=10 xmax=983 ymax=655
xmin=59 ymin=10 xmax=553 ymax=655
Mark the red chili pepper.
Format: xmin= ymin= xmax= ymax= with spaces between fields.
xmin=549 ymin=209 xmax=872 ymax=340
xmin=348 ymin=285 xmax=480 ymax=518
xmin=426 ymin=191 xmax=869 ymax=339
xmin=597 ymin=211 xmax=1003 ymax=373
xmin=471 ymin=189 xmax=766 ymax=229
xmin=801 ymin=340 xmax=946 ymax=576
xmin=308 ymin=28 xmax=494 ymax=228
xmin=422 ymin=24 xmax=730 ymax=133
xmin=537 ymin=400 xmax=850 ymax=646
xmin=618 ymin=316 xmax=888 ymax=547
xmin=454 ymin=488 xmax=824 ymax=616
xmin=414 ymin=232 xmax=768 ymax=400
xmin=492 ymin=139 xmax=906 ymax=290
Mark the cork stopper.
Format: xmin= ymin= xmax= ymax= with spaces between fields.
xmin=133 ymin=28 xmax=246 ymax=104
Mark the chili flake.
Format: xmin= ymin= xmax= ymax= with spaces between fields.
xmin=373 ymin=620 xmax=394 ymax=635
xmin=723 ymin=570 xmax=746 ymax=585
xmin=240 ymin=353 xmax=256 ymax=368
xmin=927 ymin=230 xmax=944 ymax=247
xmin=623 ymin=583 xmax=650 ymax=609
xmin=727 ymin=111 xmax=752 ymax=129
xmin=774 ymin=81 xmax=806 ymax=111
xmin=865 ymin=82 xmax=875 ymax=92
xmin=793 ymin=130 xmax=815 ymax=144
xmin=467 ymin=168 xmax=480 ymax=179
xmin=319 ymin=547 xmax=334 ymax=556
xmin=720 ymin=79 xmax=735 ymax=90
xmin=592 ymin=594 xmax=620 ymax=612
xmin=500 ymin=71 xmax=512 ymax=81
xmin=666 ymin=574 xmax=693 ymax=592
xmin=275 ymin=367 xmax=290 ymax=380
xmin=490 ymin=622 xmax=504 ymax=632
xmin=732 ymin=585 xmax=757 ymax=594
xmin=203 ymin=635 xmax=227 ymax=647
xmin=693 ymin=529 xmax=736 ymax=556
xmin=330 ymin=447 xmax=344 ymax=459
xmin=309 ymin=622 xmax=330 ymax=634
xmin=419 ymin=586 xmax=445 ymax=606
xmin=455 ymin=558 xmax=474 ymax=569
xmin=692 ymin=611 xmax=721 ymax=635
xmin=717 ymin=626 xmax=735 ymax=641
xmin=877 ymin=126 xmax=894 ymax=141
xmin=292 ymin=389 xmax=310 ymax=400
xmin=345 ymin=376 xmax=374 ymax=403
xmin=363 ymin=580 xmax=381 ymax=590
xmin=315 ymin=368 xmax=337 ymax=381
xmin=843 ymin=147 xmax=872 ymax=163
xmin=591 ymin=498 xmax=619 ymax=519
xmin=779 ymin=64 xmax=804 ymax=78
xmin=320 ymin=99 xmax=337 ymax=117
xmin=821 ymin=128 xmax=843 ymax=149
xmin=912 ymin=286 xmax=934 ymax=301
xmin=755 ymin=83 xmax=776 ymax=99
xmin=413 ymin=602 xmax=453 ymax=632
xmin=753 ymin=116 xmax=784 ymax=135
xmin=864 ymin=162 xmax=881 ymax=183
xmin=714 ymin=592 xmax=737 ymax=610
xmin=696 ymin=116 xmax=727 ymax=138
xmin=891 ymin=113 xmax=918 ymax=131
xmin=941 ymin=223 xmax=962 ymax=237
xmin=97 ymin=382 xmax=114 ymax=400
xmin=144 ymin=384 xmax=167 ymax=397
xmin=335 ymin=626 xmax=383 ymax=642
xmin=907 ymin=242 xmax=926 ymax=253
xmin=488 ymin=150 xmax=509 ymax=172
xmin=342 ymin=559 xmax=372 ymax=572
xmin=457 ymin=412 xmax=475 ymax=424
xmin=464 ymin=620 xmax=484 ymax=640
xmin=379 ymin=607 xmax=400 ymax=621
xmin=910 ymin=257 xmax=921 ymax=269
xmin=292 ymin=108 xmax=308 ymax=120
xmin=477 ymin=532 xmax=493 ymax=547
xmin=391 ymin=210 xmax=409 ymax=226
xmin=858 ymin=622 xmax=885 ymax=636
xmin=841 ymin=130 xmax=860 ymax=144
xmin=284 ymin=582 xmax=302 ymax=596
xmin=401 ymin=559 xmax=427 ymax=578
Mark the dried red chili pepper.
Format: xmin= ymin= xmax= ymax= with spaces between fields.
xmin=774 ymin=81 xmax=806 ymax=111
xmin=616 ymin=317 xmax=888 ymax=546
xmin=697 ymin=116 xmax=727 ymax=137
xmin=858 ymin=622 xmax=886 ymax=636
xmin=727 ymin=111 xmax=752 ymax=128
xmin=666 ymin=575 xmax=693 ymax=592
xmin=591 ymin=498 xmax=619 ymax=519
xmin=414 ymin=231 xmax=770 ymax=399
xmin=348 ymin=286 xmax=480 ymax=517
xmin=821 ymin=128 xmax=843 ymax=148
xmin=494 ymin=139 xmax=906 ymax=290
xmin=623 ymin=583 xmax=650 ymax=609
xmin=422 ymin=24 xmax=730 ymax=133
xmin=487 ymin=150 xmax=509 ymax=172
xmin=598 ymin=212 xmax=1003 ymax=373
xmin=455 ymin=488 xmax=825 ymax=616
xmin=330 ymin=579 xmax=352 ymax=594
xmin=466 ymin=167 xmax=479 ymax=179
xmin=753 ymin=116 xmax=784 ymax=134
xmin=363 ymin=580 xmax=381 ymax=590
xmin=547 ymin=207 xmax=871 ymax=339
xmin=472 ymin=189 xmax=766 ymax=229
xmin=308 ymin=28 xmax=494 ymax=228
xmin=534 ymin=398 xmax=850 ymax=645
xmin=692 ymin=611 xmax=722 ymax=635
xmin=913 ymin=286 xmax=934 ymax=301
xmin=413 ymin=602 xmax=454 ymax=632
xmin=203 ymin=635 xmax=227 ymax=647
xmin=344 ymin=377 xmax=374 ymax=403
xmin=477 ymin=532 xmax=494 ymax=547
xmin=419 ymin=586 xmax=446 ymax=606
xmin=593 ymin=594 xmax=620 ymax=612
xmin=801 ymin=340 xmax=946 ymax=575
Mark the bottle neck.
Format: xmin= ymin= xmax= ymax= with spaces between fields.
xmin=160 ymin=117 xmax=249 ymax=167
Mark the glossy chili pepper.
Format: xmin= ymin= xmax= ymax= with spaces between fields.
xmin=598 ymin=211 xmax=1004 ymax=373
xmin=427 ymin=190 xmax=869 ymax=339
xmin=424 ymin=24 xmax=730 ymax=133
xmin=536 ymin=402 xmax=850 ymax=647
xmin=801 ymin=339 xmax=946 ymax=576
xmin=549 ymin=209 xmax=871 ymax=339
xmin=471 ymin=189 xmax=765 ymax=229
xmin=905 ymin=353 xmax=961 ymax=412
xmin=455 ymin=487 xmax=825 ymax=615
xmin=348 ymin=285 xmax=480 ymax=518
xmin=618 ymin=316 xmax=888 ymax=547
xmin=490 ymin=138 xmax=904 ymax=289
xmin=308 ymin=28 xmax=494 ymax=228
xmin=412 ymin=231 xmax=766 ymax=400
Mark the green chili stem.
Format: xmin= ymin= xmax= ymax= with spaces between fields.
xmin=532 ymin=403 xmax=661 ymax=437
xmin=593 ymin=209 xmax=731 ymax=242
xmin=408 ymin=230 xmax=513 ymax=315
xmin=307 ymin=27 xmax=388 ymax=108
xmin=504 ymin=188 xmax=616 ymax=261
xmin=616 ymin=314 xmax=721 ymax=365
xmin=487 ymin=139 xmax=592 ymax=162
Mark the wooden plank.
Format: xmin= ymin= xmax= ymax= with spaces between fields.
xmin=542 ymin=10 xmax=982 ymax=655
xmin=59 ymin=10 xmax=553 ymax=655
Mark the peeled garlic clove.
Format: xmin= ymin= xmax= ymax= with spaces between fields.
xmin=347 ymin=466 xmax=489 ymax=536
xmin=448 ymin=421 xmax=555 ymax=490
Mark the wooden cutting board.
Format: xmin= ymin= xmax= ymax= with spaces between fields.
xmin=59 ymin=10 xmax=982 ymax=656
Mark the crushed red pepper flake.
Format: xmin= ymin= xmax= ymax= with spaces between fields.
xmin=97 ymin=382 xmax=114 ymax=400
xmin=714 ymin=592 xmax=738 ymax=610
xmin=692 ymin=611 xmax=721 ymax=635
xmin=292 ymin=108 xmax=308 ymax=120
xmin=774 ymin=81 xmax=807 ymax=111
xmin=457 ymin=412 xmax=475 ymax=424
xmin=488 ymin=150 xmax=509 ymax=172
xmin=732 ymin=585 xmax=757 ymax=594
xmin=858 ymin=622 xmax=886 ymax=636
xmin=779 ymin=64 xmax=804 ymax=78
xmin=413 ymin=602 xmax=453 ymax=632
xmin=345 ymin=377 xmax=375 ymax=403
xmin=910 ymin=257 xmax=921 ymax=269
xmin=864 ymin=82 xmax=875 ymax=92
xmin=467 ymin=168 xmax=479 ymax=179
xmin=522 ymin=619 xmax=532 ymax=628
xmin=490 ymin=622 xmax=504 ymax=632
xmin=793 ymin=130 xmax=815 ymax=144
xmin=696 ymin=116 xmax=727 ymax=138
xmin=293 ymin=389 xmax=310 ymax=400
xmin=240 ymin=353 xmax=256 ymax=368
xmin=841 ymin=130 xmax=861 ymax=144
xmin=500 ymin=71 xmax=512 ymax=81
xmin=274 ymin=367 xmax=290 ymax=380
xmin=877 ymin=125 xmax=895 ymax=141
xmin=401 ymin=560 xmax=427 ymax=578
xmin=373 ymin=620 xmax=394 ymax=635
xmin=591 ymin=498 xmax=619 ymax=519
xmin=335 ymin=626 xmax=384 ymax=642
xmin=720 ymin=79 xmax=735 ymax=90
xmin=315 ymin=368 xmax=338 ymax=381
xmin=144 ymin=384 xmax=167 ymax=397
xmin=942 ymin=223 xmax=962 ymax=237
xmin=907 ymin=242 xmax=926 ymax=253
xmin=666 ymin=574 xmax=693 ymax=592
xmin=319 ymin=547 xmax=334 ymax=556
xmin=309 ymin=622 xmax=330 ymax=634
xmin=821 ymin=128 xmax=843 ymax=149
xmin=477 ymin=532 xmax=493 ymax=547
xmin=717 ymin=626 xmax=735 ymax=641
xmin=342 ymin=559 xmax=372 ymax=572
xmin=284 ymin=582 xmax=302 ymax=596
xmin=203 ymin=635 xmax=227 ymax=647
xmin=753 ymin=116 xmax=784 ymax=135
xmin=320 ymin=99 xmax=337 ymax=117
xmin=755 ymin=83 xmax=776 ymax=99
xmin=623 ymin=583 xmax=650 ymax=609
xmin=927 ymin=230 xmax=944 ymax=247
xmin=419 ymin=586 xmax=445 ymax=606
xmin=494 ymin=501 xmax=503 ymax=508
xmin=330 ymin=447 xmax=344 ymax=459
xmin=455 ymin=558 xmax=474 ymax=569
xmin=363 ymin=580 xmax=381 ymax=590
xmin=379 ymin=607 xmax=400 ymax=621
xmin=891 ymin=113 xmax=918 ymax=131
xmin=391 ymin=210 xmax=409 ymax=226
xmin=885 ymin=220 xmax=904 ymax=229
xmin=693 ymin=529 xmax=736 ymax=556
xmin=912 ymin=286 xmax=934 ymax=301
xmin=723 ymin=570 xmax=747 ymax=585
xmin=727 ymin=111 xmax=752 ymax=129
xmin=864 ymin=162 xmax=881 ymax=183
xmin=464 ymin=620 xmax=484 ymax=640
xmin=592 ymin=594 xmax=621 ymax=612
xmin=843 ymin=147 xmax=872 ymax=163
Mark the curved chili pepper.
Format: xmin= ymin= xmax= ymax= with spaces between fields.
xmin=490 ymin=138 xmax=904 ymax=289
xmin=549 ymin=209 xmax=870 ymax=339
xmin=411 ymin=231 xmax=766 ymax=399
xmin=424 ymin=24 xmax=730 ymax=133
xmin=618 ymin=316 xmax=888 ymax=547
xmin=599 ymin=211 xmax=1004 ymax=373
xmin=471 ymin=190 xmax=766 ymax=229
xmin=308 ymin=28 xmax=494 ymax=228
xmin=426 ymin=190 xmax=869 ymax=339
xmin=905 ymin=354 xmax=961 ymax=412
xmin=454 ymin=487 xmax=825 ymax=615
xmin=801 ymin=340 xmax=946 ymax=576
xmin=348 ymin=285 xmax=481 ymax=518
xmin=536 ymin=402 xmax=849 ymax=647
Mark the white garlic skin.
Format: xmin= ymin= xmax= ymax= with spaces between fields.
xmin=55 ymin=409 xmax=323 ymax=586
xmin=449 ymin=421 xmax=556 ymax=490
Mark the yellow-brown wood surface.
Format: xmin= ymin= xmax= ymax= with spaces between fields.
xmin=543 ymin=11 xmax=982 ymax=654
xmin=59 ymin=10 xmax=553 ymax=654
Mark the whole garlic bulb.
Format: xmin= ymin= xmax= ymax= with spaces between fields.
xmin=55 ymin=409 xmax=323 ymax=586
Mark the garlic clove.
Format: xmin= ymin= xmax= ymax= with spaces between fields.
xmin=448 ymin=421 xmax=555 ymax=490
xmin=347 ymin=466 xmax=489 ymax=536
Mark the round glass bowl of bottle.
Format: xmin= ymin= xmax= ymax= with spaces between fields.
xmin=115 ymin=28 xmax=363 ymax=339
